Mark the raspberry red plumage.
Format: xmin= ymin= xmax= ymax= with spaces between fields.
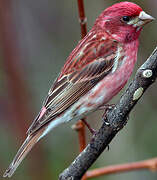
xmin=3 ymin=2 xmax=154 ymax=178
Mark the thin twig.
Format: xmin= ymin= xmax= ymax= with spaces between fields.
xmin=59 ymin=47 xmax=157 ymax=179
xmin=73 ymin=120 xmax=87 ymax=180
xmin=73 ymin=120 xmax=86 ymax=152
xmin=77 ymin=0 xmax=87 ymax=38
xmin=76 ymin=1 xmax=87 ymax=179
xmin=75 ymin=0 xmax=87 ymax=152
xmin=86 ymin=157 xmax=157 ymax=179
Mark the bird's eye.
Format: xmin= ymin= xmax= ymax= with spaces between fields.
xmin=122 ymin=16 xmax=130 ymax=22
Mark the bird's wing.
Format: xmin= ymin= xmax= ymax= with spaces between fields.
xmin=27 ymin=33 xmax=120 ymax=135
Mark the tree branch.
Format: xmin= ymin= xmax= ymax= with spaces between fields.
xmin=74 ymin=2 xmax=87 ymax=179
xmin=59 ymin=47 xmax=157 ymax=180
xmin=86 ymin=157 xmax=157 ymax=179
xmin=73 ymin=120 xmax=86 ymax=152
xmin=77 ymin=0 xmax=87 ymax=39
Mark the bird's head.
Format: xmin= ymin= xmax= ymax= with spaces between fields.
xmin=94 ymin=2 xmax=154 ymax=43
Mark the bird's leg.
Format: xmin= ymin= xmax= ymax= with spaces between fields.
xmin=82 ymin=104 xmax=115 ymax=135
xmin=99 ymin=104 xmax=116 ymax=110
xmin=81 ymin=118 xmax=97 ymax=135
xmin=99 ymin=104 xmax=116 ymax=120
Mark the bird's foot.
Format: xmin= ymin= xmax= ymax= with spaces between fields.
xmin=99 ymin=104 xmax=116 ymax=111
xmin=99 ymin=104 xmax=116 ymax=121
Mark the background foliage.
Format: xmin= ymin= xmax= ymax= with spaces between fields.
xmin=0 ymin=0 xmax=157 ymax=179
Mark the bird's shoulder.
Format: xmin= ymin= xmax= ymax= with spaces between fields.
xmin=59 ymin=30 xmax=119 ymax=78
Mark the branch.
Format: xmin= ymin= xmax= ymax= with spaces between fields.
xmin=74 ymin=2 xmax=88 ymax=179
xmin=72 ymin=120 xmax=86 ymax=152
xmin=75 ymin=0 xmax=87 ymax=155
xmin=77 ymin=0 xmax=87 ymax=38
xmin=86 ymin=157 xmax=157 ymax=179
xmin=59 ymin=47 xmax=157 ymax=180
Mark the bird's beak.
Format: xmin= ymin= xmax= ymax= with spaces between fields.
xmin=128 ymin=11 xmax=155 ymax=27
xmin=138 ymin=11 xmax=155 ymax=26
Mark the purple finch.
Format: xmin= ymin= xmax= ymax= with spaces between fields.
xmin=3 ymin=1 xmax=154 ymax=177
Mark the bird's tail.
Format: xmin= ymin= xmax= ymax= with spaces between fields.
xmin=3 ymin=128 xmax=44 ymax=178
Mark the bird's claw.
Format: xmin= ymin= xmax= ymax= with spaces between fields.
xmin=99 ymin=104 xmax=116 ymax=121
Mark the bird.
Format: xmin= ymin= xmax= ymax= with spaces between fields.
xmin=3 ymin=1 xmax=154 ymax=178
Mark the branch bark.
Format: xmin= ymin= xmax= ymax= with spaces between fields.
xmin=59 ymin=47 xmax=157 ymax=180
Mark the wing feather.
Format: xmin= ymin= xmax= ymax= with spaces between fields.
xmin=27 ymin=35 xmax=119 ymax=135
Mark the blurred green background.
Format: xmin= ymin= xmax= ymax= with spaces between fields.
xmin=0 ymin=0 xmax=157 ymax=179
